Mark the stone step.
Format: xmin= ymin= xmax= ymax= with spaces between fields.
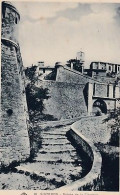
xmin=16 ymin=161 xmax=82 ymax=183
xmin=42 ymin=131 xmax=66 ymax=135
xmin=35 ymin=157 xmax=75 ymax=163
xmin=41 ymin=143 xmax=70 ymax=146
xmin=39 ymin=147 xmax=76 ymax=154
xmin=35 ymin=151 xmax=76 ymax=162
xmin=40 ymin=134 xmax=66 ymax=139
xmin=40 ymin=144 xmax=75 ymax=152
xmin=42 ymin=129 xmax=68 ymax=134
xmin=42 ymin=138 xmax=70 ymax=145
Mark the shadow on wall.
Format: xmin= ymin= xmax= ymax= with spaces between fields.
xmin=83 ymin=83 xmax=88 ymax=107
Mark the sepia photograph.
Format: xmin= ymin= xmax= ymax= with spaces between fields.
xmin=0 ymin=0 xmax=120 ymax=193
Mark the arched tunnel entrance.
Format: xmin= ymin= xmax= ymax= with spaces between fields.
xmin=93 ymin=99 xmax=107 ymax=115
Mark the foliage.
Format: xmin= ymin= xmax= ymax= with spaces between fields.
xmin=103 ymin=108 xmax=120 ymax=147
xmin=25 ymin=83 xmax=50 ymax=121
xmin=109 ymin=123 xmax=119 ymax=147
xmin=25 ymin=65 xmax=37 ymax=82
xmin=28 ymin=124 xmax=42 ymax=160
xmin=25 ymin=66 xmax=58 ymax=122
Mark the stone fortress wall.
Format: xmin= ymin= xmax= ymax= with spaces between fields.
xmin=0 ymin=1 xmax=30 ymax=167
xmin=37 ymin=80 xmax=87 ymax=120
xmin=56 ymin=65 xmax=120 ymax=86
xmin=37 ymin=64 xmax=120 ymax=120
xmin=57 ymin=65 xmax=120 ymax=106
xmin=56 ymin=65 xmax=91 ymax=84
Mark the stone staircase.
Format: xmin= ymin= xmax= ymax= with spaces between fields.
xmin=16 ymin=125 xmax=83 ymax=189
xmin=35 ymin=125 xmax=82 ymax=163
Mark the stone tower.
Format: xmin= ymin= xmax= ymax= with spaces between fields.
xmin=76 ymin=51 xmax=85 ymax=63
xmin=0 ymin=1 xmax=30 ymax=167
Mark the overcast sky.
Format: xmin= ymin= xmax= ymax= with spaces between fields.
xmin=13 ymin=1 xmax=120 ymax=67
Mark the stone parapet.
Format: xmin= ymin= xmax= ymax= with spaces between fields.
xmin=57 ymin=116 xmax=103 ymax=190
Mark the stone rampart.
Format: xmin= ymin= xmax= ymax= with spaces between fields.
xmin=36 ymin=80 xmax=87 ymax=120
xmin=56 ymin=65 xmax=120 ymax=86
xmin=56 ymin=65 xmax=102 ymax=84
xmin=0 ymin=1 xmax=30 ymax=167
xmin=55 ymin=66 xmax=120 ymax=114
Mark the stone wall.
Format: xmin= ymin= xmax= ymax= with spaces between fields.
xmin=93 ymin=75 xmax=117 ymax=84
xmin=94 ymin=83 xmax=108 ymax=97
xmin=36 ymin=80 xmax=87 ymax=120
xmin=73 ymin=116 xmax=108 ymax=144
xmin=56 ymin=65 xmax=120 ymax=91
xmin=56 ymin=66 xmax=120 ymax=114
xmin=1 ymin=1 xmax=20 ymax=43
xmin=0 ymin=2 xmax=30 ymax=167
xmin=58 ymin=116 xmax=102 ymax=191
xmin=56 ymin=65 xmax=100 ymax=84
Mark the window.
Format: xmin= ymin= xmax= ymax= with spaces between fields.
xmin=107 ymin=85 xmax=109 ymax=97
xmin=109 ymin=66 xmax=111 ymax=71
xmin=15 ymin=17 xmax=17 ymax=24
xmin=10 ymin=46 xmax=14 ymax=51
xmin=2 ymin=6 xmax=6 ymax=18
xmin=7 ymin=109 xmax=13 ymax=116
xmin=93 ymin=83 xmax=96 ymax=96
xmin=113 ymin=86 xmax=115 ymax=98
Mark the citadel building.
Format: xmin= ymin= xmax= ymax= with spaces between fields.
xmin=1 ymin=1 xmax=120 ymax=168
xmin=32 ymin=51 xmax=120 ymax=118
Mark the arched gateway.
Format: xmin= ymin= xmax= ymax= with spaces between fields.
xmin=93 ymin=99 xmax=107 ymax=115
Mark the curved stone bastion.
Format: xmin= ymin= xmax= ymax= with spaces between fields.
xmin=57 ymin=116 xmax=103 ymax=191
xmin=0 ymin=1 xmax=30 ymax=167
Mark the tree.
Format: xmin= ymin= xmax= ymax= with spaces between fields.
xmin=25 ymin=65 xmax=37 ymax=82
xmin=25 ymin=83 xmax=50 ymax=121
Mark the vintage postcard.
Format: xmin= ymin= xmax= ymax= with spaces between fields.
xmin=0 ymin=0 xmax=120 ymax=195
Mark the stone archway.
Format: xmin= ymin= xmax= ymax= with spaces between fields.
xmin=93 ymin=99 xmax=107 ymax=115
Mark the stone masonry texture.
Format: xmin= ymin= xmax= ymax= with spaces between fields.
xmin=0 ymin=1 xmax=30 ymax=167
xmin=37 ymin=81 xmax=87 ymax=120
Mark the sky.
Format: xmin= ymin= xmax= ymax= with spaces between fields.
xmin=13 ymin=1 xmax=120 ymax=67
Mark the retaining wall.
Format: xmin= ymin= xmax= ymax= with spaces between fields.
xmin=73 ymin=116 xmax=109 ymax=144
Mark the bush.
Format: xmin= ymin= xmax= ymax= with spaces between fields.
xmin=103 ymin=108 xmax=120 ymax=147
